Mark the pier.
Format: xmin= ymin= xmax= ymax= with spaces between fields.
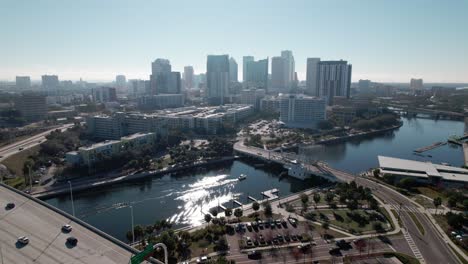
xmin=248 ymin=195 xmax=258 ymax=202
xmin=463 ymin=143 xmax=468 ymax=167
xmin=232 ymin=199 xmax=243 ymax=207
xmin=414 ymin=142 xmax=446 ymax=153
xmin=261 ymin=188 xmax=279 ymax=199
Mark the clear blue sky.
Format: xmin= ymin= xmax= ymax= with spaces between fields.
xmin=1 ymin=0 xmax=467 ymax=82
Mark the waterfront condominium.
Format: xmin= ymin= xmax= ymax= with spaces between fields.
xmin=279 ymin=94 xmax=326 ymax=129
xmin=316 ymin=60 xmax=352 ymax=105
xmin=206 ymin=55 xmax=230 ymax=105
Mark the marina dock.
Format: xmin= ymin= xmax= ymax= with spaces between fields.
xmin=414 ymin=142 xmax=446 ymax=153
xmin=464 ymin=143 xmax=468 ymax=167
xmin=261 ymin=188 xmax=279 ymax=199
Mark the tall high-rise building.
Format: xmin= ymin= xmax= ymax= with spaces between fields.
xmin=271 ymin=56 xmax=287 ymax=91
xmin=306 ymin=58 xmax=320 ymax=96
xmin=242 ymin=56 xmax=254 ymax=82
xmin=183 ymin=66 xmax=194 ymax=89
xmin=316 ymin=60 xmax=352 ymax=105
xmin=229 ymin=57 xmax=238 ymax=83
xmin=206 ymin=55 xmax=230 ymax=105
xmin=15 ymin=92 xmax=47 ymax=122
xmin=150 ymin=59 xmax=172 ymax=94
xmin=281 ymin=50 xmax=295 ymax=88
xmin=168 ymin=72 xmax=181 ymax=94
xmin=41 ymin=75 xmax=59 ymax=95
xmin=16 ymin=76 xmax=31 ymax=90
xmin=410 ymin=78 xmax=424 ymax=93
xmin=244 ymin=58 xmax=269 ymax=91
xmin=115 ymin=75 xmax=126 ymax=92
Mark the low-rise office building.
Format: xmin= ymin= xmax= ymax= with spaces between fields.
xmin=378 ymin=155 xmax=468 ymax=188
xmin=86 ymin=104 xmax=254 ymax=139
xmin=15 ymin=92 xmax=48 ymax=122
xmin=66 ymin=132 xmax=156 ymax=166
xmin=137 ymin=94 xmax=185 ymax=110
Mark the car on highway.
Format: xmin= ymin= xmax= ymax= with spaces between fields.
xmin=18 ymin=147 xmax=24 ymax=151
xmin=66 ymin=237 xmax=78 ymax=246
xmin=62 ymin=224 xmax=72 ymax=232
xmin=17 ymin=236 xmax=29 ymax=245
xmin=247 ymin=250 xmax=262 ymax=259
xmin=6 ymin=202 xmax=15 ymax=210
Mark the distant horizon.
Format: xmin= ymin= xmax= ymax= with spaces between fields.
xmin=2 ymin=0 xmax=467 ymax=83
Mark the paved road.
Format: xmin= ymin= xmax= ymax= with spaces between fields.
xmin=0 ymin=184 xmax=136 ymax=264
xmin=322 ymin=165 xmax=461 ymax=264
xmin=0 ymin=124 xmax=74 ymax=162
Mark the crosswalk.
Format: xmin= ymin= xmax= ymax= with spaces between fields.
xmin=387 ymin=202 xmax=426 ymax=263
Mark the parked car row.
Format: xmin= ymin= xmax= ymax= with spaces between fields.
xmin=234 ymin=218 xmax=297 ymax=233
xmin=244 ymin=233 xmax=314 ymax=249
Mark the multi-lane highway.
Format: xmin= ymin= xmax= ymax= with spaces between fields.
xmin=0 ymin=183 xmax=136 ymax=264
xmin=0 ymin=124 xmax=73 ymax=162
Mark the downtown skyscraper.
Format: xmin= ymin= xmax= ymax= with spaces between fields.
xmin=206 ymin=55 xmax=230 ymax=105
xmin=150 ymin=59 xmax=181 ymax=94
xmin=244 ymin=58 xmax=269 ymax=91
xmin=316 ymin=60 xmax=352 ymax=105
xmin=306 ymin=58 xmax=320 ymax=96
xmin=184 ymin=66 xmax=194 ymax=89
xmin=271 ymin=51 xmax=295 ymax=92
xmin=242 ymin=56 xmax=254 ymax=82
xmin=229 ymin=57 xmax=238 ymax=83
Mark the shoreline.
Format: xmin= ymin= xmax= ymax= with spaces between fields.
xmin=314 ymin=122 xmax=403 ymax=145
xmin=34 ymin=156 xmax=236 ymax=199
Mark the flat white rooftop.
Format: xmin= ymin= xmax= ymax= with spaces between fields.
xmin=378 ymin=155 xmax=468 ymax=183
xmin=0 ymin=184 xmax=135 ymax=264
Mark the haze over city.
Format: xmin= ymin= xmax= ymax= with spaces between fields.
xmin=1 ymin=0 xmax=468 ymax=82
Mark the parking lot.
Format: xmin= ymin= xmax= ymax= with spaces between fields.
xmin=223 ymin=217 xmax=410 ymax=263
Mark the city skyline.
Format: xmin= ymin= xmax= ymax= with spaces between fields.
xmin=1 ymin=0 xmax=468 ymax=83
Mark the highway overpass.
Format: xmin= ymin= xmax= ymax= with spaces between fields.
xmin=0 ymin=183 xmax=146 ymax=264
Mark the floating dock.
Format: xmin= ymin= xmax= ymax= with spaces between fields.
xmin=414 ymin=142 xmax=446 ymax=153
xmin=261 ymin=188 xmax=279 ymax=199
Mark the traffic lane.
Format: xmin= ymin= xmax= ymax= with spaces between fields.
xmin=0 ymin=187 xmax=132 ymax=264
xmin=403 ymin=209 xmax=460 ymax=264
xmin=371 ymin=184 xmax=459 ymax=263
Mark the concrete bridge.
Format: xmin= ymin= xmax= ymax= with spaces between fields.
xmin=234 ymin=140 xmax=347 ymax=183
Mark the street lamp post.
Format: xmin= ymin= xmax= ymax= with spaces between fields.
xmin=115 ymin=203 xmax=135 ymax=244
xmin=28 ymin=165 xmax=33 ymax=193
xmin=130 ymin=205 xmax=135 ymax=244
xmin=68 ymin=181 xmax=75 ymax=217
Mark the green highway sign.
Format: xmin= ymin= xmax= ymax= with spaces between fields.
xmin=130 ymin=243 xmax=154 ymax=264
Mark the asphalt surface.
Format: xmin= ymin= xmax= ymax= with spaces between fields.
xmin=0 ymin=124 xmax=73 ymax=162
xmin=324 ymin=165 xmax=461 ymax=264
xmin=0 ymin=185 xmax=134 ymax=264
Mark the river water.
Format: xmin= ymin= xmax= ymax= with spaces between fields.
xmin=44 ymin=117 xmax=466 ymax=241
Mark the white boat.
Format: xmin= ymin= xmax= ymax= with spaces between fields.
xmin=238 ymin=174 xmax=247 ymax=181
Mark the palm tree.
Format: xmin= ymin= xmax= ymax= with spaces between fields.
xmin=313 ymin=193 xmax=321 ymax=208
xmin=433 ymin=197 xmax=442 ymax=214
xmin=204 ymin=214 xmax=212 ymax=225
xmin=234 ymin=208 xmax=243 ymax=221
